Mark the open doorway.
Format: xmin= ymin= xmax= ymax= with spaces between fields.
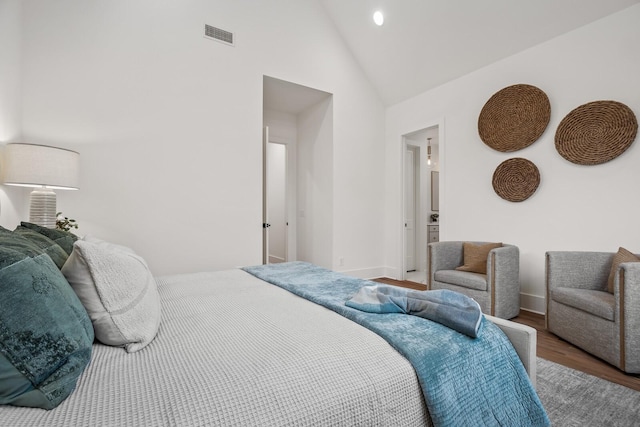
xmin=404 ymin=145 xmax=419 ymax=273
xmin=262 ymin=125 xmax=296 ymax=265
xmin=263 ymin=76 xmax=333 ymax=267
xmin=402 ymin=125 xmax=440 ymax=284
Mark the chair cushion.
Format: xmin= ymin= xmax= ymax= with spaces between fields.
xmin=434 ymin=269 xmax=488 ymax=291
xmin=456 ymin=242 xmax=502 ymax=274
xmin=607 ymin=247 xmax=640 ymax=293
xmin=551 ymin=287 xmax=614 ymax=321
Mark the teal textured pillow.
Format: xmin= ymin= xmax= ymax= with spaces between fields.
xmin=0 ymin=226 xmax=43 ymax=258
xmin=0 ymin=246 xmax=94 ymax=409
xmin=12 ymin=226 xmax=69 ymax=269
xmin=19 ymin=222 xmax=78 ymax=256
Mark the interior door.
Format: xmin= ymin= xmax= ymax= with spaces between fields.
xmin=263 ymin=126 xmax=270 ymax=264
xmin=266 ymin=142 xmax=287 ymax=263
xmin=405 ymin=147 xmax=416 ymax=272
xmin=264 ymin=126 xmax=290 ymax=264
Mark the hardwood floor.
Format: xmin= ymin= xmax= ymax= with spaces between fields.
xmin=373 ymin=277 xmax=640 ymax=392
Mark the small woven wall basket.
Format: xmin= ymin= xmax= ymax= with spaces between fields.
xmin=555 ymin=100 xmax=638 ymax=165
xmin=478 ymin=84 xmax=551 ymax=152
xmin=492 ymin=158 xmax=540 ymax=202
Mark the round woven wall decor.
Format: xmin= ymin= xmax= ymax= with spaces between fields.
xmin=478 ymin=84 xmax=551 ymax=152
xmin=492 ymin=158 xmax=540 ymax=202
xmin=555 ymin=100 xmax=638 ymax=165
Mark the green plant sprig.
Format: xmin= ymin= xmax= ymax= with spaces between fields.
xmin=56 ymin=212 xmax=79 ymax=232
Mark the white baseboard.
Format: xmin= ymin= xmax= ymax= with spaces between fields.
xmin=338 ymin=266 xmax=387 ymax=280
xmin=268 ymin=255 xmax=285 ymax=264
xmin=382 ymin=266 xmax=401 ymax=280
xmin=520 ymin=292 xmax=546 ymax=315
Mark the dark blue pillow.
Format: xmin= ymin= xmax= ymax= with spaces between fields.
xmin=0 ymin=246 xmax=94 ymax=409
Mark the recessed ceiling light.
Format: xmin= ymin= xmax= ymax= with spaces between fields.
xmin=373 ymin=10 xmax=384 ymax=26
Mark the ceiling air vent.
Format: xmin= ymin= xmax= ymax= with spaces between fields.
xmin=204 ymin=24 xmax=234 ymax=46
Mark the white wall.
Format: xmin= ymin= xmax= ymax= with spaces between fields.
xmin=0 ymin=0 xmax=27 ymax=227
xmin=385 ymin=5 xmax=640 ymax=312
xmin=264 ymin=109 xmax=298 ymax=143
xmin=17 ymin=0 xmax=385 ymax=276
xmin=297 ymin=97 xmax=333 ymax=268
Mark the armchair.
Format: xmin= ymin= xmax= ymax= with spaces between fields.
xmin=546 ymin=251 xmax=640 ymax=373
xmin=427 ymin=241 xmax=520 ymax=319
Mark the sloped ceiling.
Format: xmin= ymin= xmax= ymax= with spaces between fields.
xmin=319 ymin=0 xmax=640 ymax=106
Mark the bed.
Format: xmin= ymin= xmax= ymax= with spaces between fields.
xmin=0 ymin=226 xmax=548 ymax=426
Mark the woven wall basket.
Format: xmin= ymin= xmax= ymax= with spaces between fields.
xmin=555 ymin=100 xmax=638 ymax=165
xmin=478 ymin=84 xmax=551 ymax=152
xmin=492 ymin=158 xmax=540 ymax=202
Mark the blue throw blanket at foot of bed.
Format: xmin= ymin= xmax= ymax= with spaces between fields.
xmin=242 ymin=261 xmax=549 ymax=427
xmin=346 ymin=285 xmax=482 ymax=338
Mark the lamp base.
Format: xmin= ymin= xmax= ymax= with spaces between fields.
xmin=29 ymin=187 xmax=57 ymax=228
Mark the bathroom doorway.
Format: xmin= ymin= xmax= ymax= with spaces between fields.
xmin=401 ymin=124 xmax=440 ymax=284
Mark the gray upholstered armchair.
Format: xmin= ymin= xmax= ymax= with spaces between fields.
xmin=546 ymin=251 xmax=640 ymax=373
xmin=427 ymin=241 xmax=520 ymax=319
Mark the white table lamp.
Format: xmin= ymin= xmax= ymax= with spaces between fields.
xmin=2 ymin=143 xmax=79 ymax=228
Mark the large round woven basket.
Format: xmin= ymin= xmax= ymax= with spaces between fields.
xmin=478 ymin=84 xmax=551 ymax=152
xmin=555 ymin=100 xmax=638 ymax=165
xmin=492 ymin=158 xmax=540 ymax=202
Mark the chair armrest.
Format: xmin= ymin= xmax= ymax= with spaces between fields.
xmin=486 ymin=314 xmax=537 ymax=387
xmin=617 ymin=262 xmax=640 ymax=372
xmin=546 ymin=251 xmax=612 ymax=292
xmin=427 ymin=242 xmax=464 ymax=288
xmin=488 ymin=245 xmax=519 ymax=285
xmin=487 ymin=245 xmax=520 ymax=318
xmin=614 ymin=262 xmax=640 ymax=300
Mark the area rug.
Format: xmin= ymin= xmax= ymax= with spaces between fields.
xmin=537 ymin=358 xmax=640 ymax=426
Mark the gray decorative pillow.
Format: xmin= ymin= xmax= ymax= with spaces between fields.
xmin=0 ymin=246 xmax=94 ymax=409
xmin=19 ymin=222 xmax=78 ymax=255
xmin=13 ymin=226 xmax=69 ymax=269
xmin=62 ymin=239 xmax=161 ymax=352
xmin=83 ymin=234 xmax=136 ymax=254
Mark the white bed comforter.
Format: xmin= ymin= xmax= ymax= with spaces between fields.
xmin=0 ymin=269 xmax=430 ymax=426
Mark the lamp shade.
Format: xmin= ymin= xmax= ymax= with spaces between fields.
xmin=3 ymin=143 xmax=80 ymax=190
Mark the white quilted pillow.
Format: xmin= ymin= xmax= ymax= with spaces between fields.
xmin=62 ymin=238 xmax=161 ymax=352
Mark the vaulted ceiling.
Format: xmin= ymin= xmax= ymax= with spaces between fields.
xmin=319 ymin=0 xmax=640 ymax=106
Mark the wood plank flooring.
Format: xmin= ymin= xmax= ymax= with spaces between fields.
xmin=373 ymin=277 xmax=640 ymax=392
